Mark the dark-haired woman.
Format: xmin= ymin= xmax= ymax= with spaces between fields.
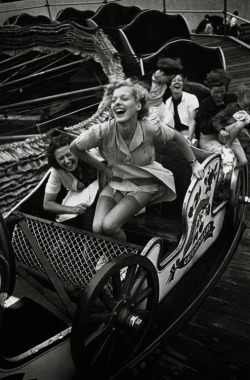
xmin=165 ymin=73 xmax=199 ymax=144
xmin=141 ymin=57 xmax=183 ymax=126
xmin=70 ymin=80 xmax=204 ymax=242
xmin=43 ymin=133 xmax=98 ymax=231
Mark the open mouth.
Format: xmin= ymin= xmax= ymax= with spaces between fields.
xmin=65 ymin=161 xmax=75 ymax=170
xmin=114 ymin=107 xmax=126 ymax=115
xmin=173 ymin=84 xmax=182 ymax=89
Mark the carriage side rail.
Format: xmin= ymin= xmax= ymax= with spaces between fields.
xmin=11 ymin=211 xmax=143 ymax=292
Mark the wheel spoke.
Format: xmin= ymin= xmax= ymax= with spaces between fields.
xmin=122 ymin=263 xmax=137 ymax=296
xmin=91 ymin=329 xmax=119 ymax=368
xmin=71 ymin=253 xmax=159 ymax=377
xmin=98 ymin=287 xmax=116 ymax=311
xmin=112 ymin=271 xmax=123 ymax=299
xmin=85 ymin=320 xmax=110 ymax=346
xmin=133 ymin=286 xmax=153 ymax=308
xmin=132 ymin=268 xmax=148 ymax=299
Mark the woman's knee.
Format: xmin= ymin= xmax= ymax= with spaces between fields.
xmin=233 ymin=121 xmax=245 ymax=133
xmin=237 ymin=156 xmax=248 ymax=167
xmin=92 ymin=220 xmax=103 ymax=234
xmin=102 ymin=218 xmax=119 ymax=237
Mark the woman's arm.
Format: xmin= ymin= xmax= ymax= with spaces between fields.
xmin=188 ymin=109 xmax=197 ymax=141
xmin=172 ymin=130 xmax=204 ymax=179
xmin=70 ymin=141 xmax=114 ymax=179
xmin=43 ymin=192 xmax=87 ymax=215
xmin=211 ymin=105 xmax=232 ymax=132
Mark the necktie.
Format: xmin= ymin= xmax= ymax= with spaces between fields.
xmin=172 ymin=96 xmax=188 ymax=132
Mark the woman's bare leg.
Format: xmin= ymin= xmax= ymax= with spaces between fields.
xmin=102 ymin=192 xmax=154 ymax=242
xmin=231 ymin=140 xmax=248 ymax=167
xmin=225 ymin=121 xmax=245 ymax=148
xmin=92 ymin=195 xmax=116 ymax=234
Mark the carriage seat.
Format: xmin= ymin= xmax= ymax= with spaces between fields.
xmin=55 ymin=7 xmax=95 ymax=24
xmin=124 ymin=213 xmax=182 ymax=252
xmin=118 ymin=10 xmax=190 ymax=77
xmin=90 ymin=2 xmax=142 ymax=28
xmin=142 ymin=38 xmax=225 ymax=84
xmin=119 ymin=10 xmax=190 ymax=57
xmin=90 ymin=3 xmax=142 ymax=51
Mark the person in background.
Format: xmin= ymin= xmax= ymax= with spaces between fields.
xmin=70 ymin=80 xmax=204 ymax=242
xmin=43 ymin=133 xmax=98 ymax=231
xmin=165 ymin=73 xmax=199 ymax=145
xmin=203 ymin=15 xmax=214 ymax=35
xmin=229 ymin=11 xmax=241 ymax=38
xmin=210 ymin=83 xmax=250 ymax=166
xmin=141 ymin=57 xmax=183 ymax=127
xmin=197 ymin=68 xmax=237 ymax=153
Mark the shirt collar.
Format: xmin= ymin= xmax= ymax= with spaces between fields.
xmin=116 ymin=121 xmax=143 ymax=156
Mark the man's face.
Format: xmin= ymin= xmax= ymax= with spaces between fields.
xmin=154 ymin=70 xmax=172 ymax=84
xmin=211 ymin=85 xmax=227 ymax=105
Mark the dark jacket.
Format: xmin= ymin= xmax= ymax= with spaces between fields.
xmin=196 ymin=92 xmax=237 ymax=135
xmin=211 ymin=101 xmax=247 ymax=131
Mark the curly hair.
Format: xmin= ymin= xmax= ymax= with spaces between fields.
xmin=46 ymin=133 xmax=74 ymax=169
xmin=156 ymin=57 xmax=183 ymax=76
xmin=204 ymin=69 xmax=232 ymax=90
xmin=237 ymin=83 xmax=250 ymax=103
xmin=105 ymin=80 xmax=149 ymax=120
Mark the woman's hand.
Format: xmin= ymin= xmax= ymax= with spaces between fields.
xmin=219 ymin=129 xmax=229 ymax=139
xmin=190 ymin=160 xmax=204 ymax=179
xmin=73 ymin=203 xmax=88 ymax=215
xmin=103 ymin=162 xmax=123 ymax=182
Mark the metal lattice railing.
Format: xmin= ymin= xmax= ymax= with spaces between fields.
xmin=11 ymin=215 xmax=142 ymax=290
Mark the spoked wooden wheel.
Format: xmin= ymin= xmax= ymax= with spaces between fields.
xmin=71 ymin=253 xmax=159 ymax=378
xmin=0 ymin=212 xmax=16 ymax=296
xmin=229 ymin=166 xmax=248 ymax=231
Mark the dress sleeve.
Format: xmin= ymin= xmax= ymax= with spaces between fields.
xmin=74 ymin=122 xmax=108 ymax=151
xmin=188 ymin=93 xmax=199 ymax=112
xmin=153 ymin=119 xmax=175 ymax=143
xmin=45 ymin=169 xmax=62 ymax=195
xmin=211 ymin=105 xmax=232 ymax=131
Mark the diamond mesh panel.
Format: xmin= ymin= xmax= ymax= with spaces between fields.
xmin=11 ymin=216 xmax=142 ymax=290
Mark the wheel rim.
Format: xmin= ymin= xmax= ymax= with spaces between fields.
xmin=71 ymin=253 xmax=159 ymax=377
xmin=0 ymin=212 xmax=16 ymax=296
xmin=230 ymin=167 xmax=247 ymax=231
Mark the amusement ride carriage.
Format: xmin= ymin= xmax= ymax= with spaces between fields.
xmin=0 ymin=2 xmax=249 ymax=379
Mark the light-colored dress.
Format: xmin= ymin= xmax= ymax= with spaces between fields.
xmin=45 ymin=168 xmax=98 ymax=222
xmin=74 ymin=118 xmax=177 ymax=205
xmin=165 ymin=91 xmax=199 ymax=131
xmin=147 ymin=73 xmax=174 ymax=127
xmin=45 ymin=168 xmax=83 ymax=194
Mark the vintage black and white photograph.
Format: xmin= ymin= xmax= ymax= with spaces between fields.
xmin=0 ymin=1 xmax=249 ymax=379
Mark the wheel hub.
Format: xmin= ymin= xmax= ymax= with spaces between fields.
xmin=113 ymin=299 xmax=145 ymax=331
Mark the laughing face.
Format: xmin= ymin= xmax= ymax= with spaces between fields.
xmin=54 ymin=144 xmax=78 ymax=172
xmin=111 ymin=86 xmax=140 ymax=123
xmin=170 ymin=74 xmax=184 ymax=96
xmin=211 ymin=84 xmax=227 ymax=105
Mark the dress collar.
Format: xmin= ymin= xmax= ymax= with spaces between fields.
xmin=116 ymin=121 xmax=143 ymax=156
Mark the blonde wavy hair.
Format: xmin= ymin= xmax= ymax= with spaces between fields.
xmin=104 ymin=79 xmax=149 ymax=120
